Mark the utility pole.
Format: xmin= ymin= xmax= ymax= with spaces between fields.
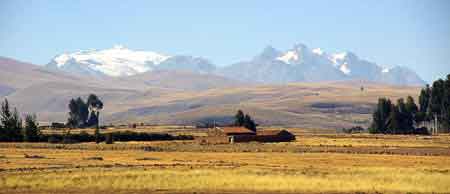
xmin=434 ymin=114 xmax=438 ymax=135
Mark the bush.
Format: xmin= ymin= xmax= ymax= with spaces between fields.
xmin=342 ymin=126 xmax=365 ymax=134
xmin=94 ymin=128 xmax=101 ymax=144
xmin=79 ymin=131 xmax=95 ymax=142
xmin=40 ymin=131 xmax=193 ymax=144
xmin=46 ymin=135 xmax=62 ymax=143
xmin=105 ymin=133 xmax=114 ymax=144
xmin=413 ymin=127 xmax=430 ymax=135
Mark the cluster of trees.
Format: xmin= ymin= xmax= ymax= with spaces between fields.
xmin=234 ymin=110 xmax=257 ymax=131
xmin=417 ymin=74 xmax=450 ymax=132
xmin=370 ymin=74 xmax=450 ymax=134
xmin=67 ymin=94 xmax=103 ymax=128
xmin=369 ymin=96 xmax=425 ymax=134
xmin=0 ymin=99 xmax=40 ymax=142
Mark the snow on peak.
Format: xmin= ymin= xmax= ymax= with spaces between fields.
xmin=50 ymin=45 xmax=171 ymax=76
xmin=330 ymin=52 xmax=347 ymax=64
xmin=54 ymin=53 xmax=72 ymax=68
xmin=312 ymin=48 xmax=324 ymax=55
xmin=339 ymin=63 xmax=351 ymax=75
xmin=276 ymin=51 xmax=299 ymax=64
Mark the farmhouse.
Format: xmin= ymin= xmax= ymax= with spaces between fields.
xmin=198 ymin=127 xmax=295 ymax=144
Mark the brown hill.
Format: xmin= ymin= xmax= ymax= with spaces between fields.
xmin=0 ymin=56 xmax=421 ymax=129
xmin=105 ymin=82 xmax=419 ymax=129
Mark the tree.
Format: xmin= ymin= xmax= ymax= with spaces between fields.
xmin=429 ymin=79 xmax=445 ymax=117
xmin=417 ymin=85 xmax=432 ymax=124
xmin=386 ymin=104 xmax=400 ymax=134
xmin=405 ymin=96 xmax=419 ymax=124
xmin=369 ymin=98 xmax=392 ymax=133
xmin=23 ymin=114 xmax=40 ymax=142
xmin=429 ymin=79 xmax=446 ymax=132
xmin=0 ymin=99 xmax=22 ymax=141
xmin=87 ymin=94 xmax=103 ymax=129
xmin=76 ymin=97 xmax=89 ymax=127
xmin=0 ymin=99 xmax=11 ymax=127
xmin=67 ymin=97 xmax=90 ymax=128
xmin=233 ymin=110 xmax=257 ymax=131
xmin=405 ymin=96 xmax=418 ymax=116
xmin=243 ymin=114 xmax=257 ymax=132
xmin=67 ymin=99 xmax=79 ymax=128
xmin=87 ymin=110 xmax=98 ymax=127
xmin=419 ymin=85 xmax=431 ymax=114
xmin=370 ymin=74 xmax=450 ymax=135
xmin=441 ymin=74 xmax=450 ymax=130
xmin=234 ymin=110 xmax=245 ymax=127
xmin=370 ymin=97 xmax=415 ymax=134
xmin=397 ymin=98 xmax=414 ymax=133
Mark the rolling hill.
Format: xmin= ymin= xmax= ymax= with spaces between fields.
xmin=1 ymin=56 xmax=422 ymax=129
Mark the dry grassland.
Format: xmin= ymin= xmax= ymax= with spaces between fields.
xmin=0 ymin=128 xmax=449 ymax=193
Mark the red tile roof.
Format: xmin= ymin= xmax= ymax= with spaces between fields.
xmin=220 ymin=127 xmax=256 ymax=134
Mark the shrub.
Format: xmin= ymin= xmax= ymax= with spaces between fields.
xmin=46 ymin=135 xmax=62 ymax=143
xmin=413 ymin=127 xmax=430 ymax=135
xmin=342 ymin=126 xmax=365 ymax=134
xmin=41 ymin=131 xmax=192 ymax=143
xmin=94 ymin=128 xmax=101 ymax=144
xmin=79 ymin=131 xmax=94 ymax=142
xmin=105 ymin=133 xmax=114 ymax=144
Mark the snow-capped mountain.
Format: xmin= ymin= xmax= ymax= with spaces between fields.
xmin=220 ymin=43 xmax=425 ymax=86
xmin=46 ymin=44 xmax=425 ymax=86
xmin=46 ymin=45 xmax=214 ymax=76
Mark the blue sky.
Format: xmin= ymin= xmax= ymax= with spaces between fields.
xmin=0 ymin=0 xmax=449 ymax=82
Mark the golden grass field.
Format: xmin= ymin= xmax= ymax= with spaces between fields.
xmin=1 ymin=126 xmax=450 ymax=194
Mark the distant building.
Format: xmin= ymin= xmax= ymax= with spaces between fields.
xmin=208 ymin=127 xmax=255 ymax=136
xmin=37 ymin=121 xmax=51 ymax=130
xmin=198 ymin=127 xmax=295 ymax=144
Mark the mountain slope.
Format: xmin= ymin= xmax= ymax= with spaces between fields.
xmin=0 ymin=56 xmax=246 ymax=122
xmin=1 ymin=56 xmax=423 ymax=129
xmin=46 ymin=44 xmax=426 ymax=86
xmin=125 ymin=69 xmax=243 ymax=91
xmin=220 ymin=44 xmax=426 ymax=86
xmin=104 ymin=81 xmax=421 ymax=129
xmin=47 ymin=45 xmax=214 ymax=76
xmin=0 ymin=56 xmax=87 ymax=90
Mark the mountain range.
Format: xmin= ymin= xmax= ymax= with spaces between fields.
xmin=46 ymin=45 xmax=216 ymax=77
xmin=46 ymin=44 xmax=426 ymax=86
xmin=0 ymin=43 xmax=426 ymax=129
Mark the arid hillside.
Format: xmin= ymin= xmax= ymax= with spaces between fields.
xmin=105 ymin=81 xmax=420 ymax=129
xmin=1 ymin=57 xmax=421 ymax=129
